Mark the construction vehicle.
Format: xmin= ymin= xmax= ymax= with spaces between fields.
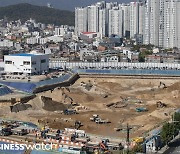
xmin=132 ymin=137 xmax=144 ymax=144
xmin=136 ymin=107 xmax=148 ymax=112
xmin=90 ymin=115 xmax=110 ymax=124
xmin=74 ymin=121 xmax=82 ymax=130
xmin=90 ymin=114 xmax=99 ymax=121
xmin=0 ymin=127 xmax=12 ymax=136
xmin=11 ymin=128 xmax=28 ymax=136
xmin=156 ymin=101 xmax=167 ymax=108
xmin=63 ymin=109 xmax=78 ymax=115
xmin=158 ymin=82 xmax=167 ymax=89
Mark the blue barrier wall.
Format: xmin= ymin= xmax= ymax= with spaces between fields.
xmin=73 ymin=69 xmax=180 ymax=76
xmin=0 ymin=73 xmax=73 ymax=94
xmin=0 ymin=81 xmax=37 ymax=93
xmin=0 ymin=85 xmax=13 ymax=96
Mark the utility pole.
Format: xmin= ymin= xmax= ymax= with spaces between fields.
xmin=126 ymin=123 xmax=132 ymax=154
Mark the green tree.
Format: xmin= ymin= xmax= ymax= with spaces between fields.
xmin=138 ymin=50 xmax=153 ymax=62
xmin=160 ymin=122 xmax=174 ymax=145
xmin=174 ymin=112 xmax=180 ymax=130
xmin=132 ymin=144 xmax=143 ymax=153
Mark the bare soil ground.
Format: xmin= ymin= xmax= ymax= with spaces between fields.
xmin=1 ymin=77 xmax=180 ymax=139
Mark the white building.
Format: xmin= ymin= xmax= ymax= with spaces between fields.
xmin=4 ymin=53 xmax=49 ymax=75
xmin=144 ymin=0 xmax=160 ymax=46
xmin=0 ymin=40 xmax=14 ymax=47
xmin=129 ymin=2 xmax=145 ymax=38
xmin=144 ymin=0 xmax=180 ymax=48
xmin=163 ymin=0 xmax=180 ymax=48
xmin=88 ymin=5 xmax=99 ymax=32
xmin=75 ymin=7 xmax=88 ymax=35
xmin=55 ymin=26 xmax=69 ymax=36
xmin=108 ymin=8 xmax=123 ymax=37
xmin=26 ymin=37 xmax=39 ymax=45
xmin=121 ymin=4 xmax=130 ymax=37
xmin=130 ymin=2 xmax=139 ymax=38
xmin=99 ymin=9 xmax=108 ymax=38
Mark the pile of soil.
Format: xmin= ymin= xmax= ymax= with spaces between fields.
xmin=41 ymin=96 xmax=67 ymax=111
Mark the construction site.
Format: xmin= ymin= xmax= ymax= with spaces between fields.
xmin=0 ymin=75 xmax=180 ymax=142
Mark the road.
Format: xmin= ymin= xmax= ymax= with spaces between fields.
xmin=163 ymin=138 xmax=180 ymax=154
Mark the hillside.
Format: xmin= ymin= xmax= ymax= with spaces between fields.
xmin=0 ymin=3 xmax=75 ymax=26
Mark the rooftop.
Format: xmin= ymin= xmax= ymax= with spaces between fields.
xmin=9 ymin=53 xmax=44 ymax=57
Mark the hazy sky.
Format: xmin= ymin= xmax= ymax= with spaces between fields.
xmin=0 ymin=0 xmax=132 ymax=11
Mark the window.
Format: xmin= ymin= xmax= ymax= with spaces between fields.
xmin=5 ymin=60 xmax=12 ymax=64
xmin=41 ymin=59 xmax=46 ymax=63
xmin=32 ymin=61 xmax=36 ymax=65
xmin=23 ymin=61 xmax=30 ymax=65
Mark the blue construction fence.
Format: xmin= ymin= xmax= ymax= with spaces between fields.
xmin=0 ymin=73 xmax=73 ymax=94
xmin=73 ymin=69 xmax=180 ymax=76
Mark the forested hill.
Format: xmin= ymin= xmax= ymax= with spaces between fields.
xmin=0 ymin=3 xmax=75 ymax=26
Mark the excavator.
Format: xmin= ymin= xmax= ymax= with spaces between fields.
xmin=158 ymin=82 xmax=167 ymax=89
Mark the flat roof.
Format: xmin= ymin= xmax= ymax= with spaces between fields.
xmin=9 ymin=53 xmax=44 ymax=57
xmin=9 ymin=53 xmax=36 ymax=57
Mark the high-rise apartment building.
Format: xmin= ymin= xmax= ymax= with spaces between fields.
xmin=108 ymin=7 xmax=123 ymax=37
xmin=121 ymin=4 xmax=130 ymax=37
xmin=75 ymin=0 xmax=180 ymax=48
xmin=87 ymin=5 xmax=99 ymax=32
xmin=163 ymin=0 xmax=180 ymax=48
xmin=75 ymin=7 xmax=88 ymax=35
xmin=144 ymin=0 xmax=180 ymax=48
xmin=144 ymin=0 xmax=160 ymax=46
xmin=99 ymin=9 xmax=108 ymax=38
xmin=130 ymin=2 xmax=139 ymax=38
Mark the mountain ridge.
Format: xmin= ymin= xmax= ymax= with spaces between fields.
xmin=0 ymin=0 xmax=132 ymax=11
xmin=0 ymin=3 xmax=75 ymax=26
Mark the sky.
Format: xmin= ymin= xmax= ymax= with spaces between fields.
xmin=0 ymin=0 xmax=132 ymax=11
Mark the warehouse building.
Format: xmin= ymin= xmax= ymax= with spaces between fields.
xmin=4 ymin=53 xmax=49 ymax=75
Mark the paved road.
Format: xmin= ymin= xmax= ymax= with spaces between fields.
xmin=163 ymin=138 xmax=180 ymax=154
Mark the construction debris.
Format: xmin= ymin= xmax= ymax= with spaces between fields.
xmin=156 ymin=101 xmax=167 ymax=108
xmin=106 ymin=101 xmax=127 ymax=108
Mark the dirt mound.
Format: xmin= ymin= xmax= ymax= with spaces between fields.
xmin=167 ymin=82 xmax=180 ymax=91
xmin=98 ymin=82 xmax=123 ymax=91
xmin=10 ymin=103 xmax=32 ymax=113
xmin=86 ymin=95 xmax=94 ymax=102
xmin=41 ymin=96 xmax=68 ymax=111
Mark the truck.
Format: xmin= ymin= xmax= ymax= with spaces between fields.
xmin=0 ymin=127 xmax=12 ymax=136
xmin=63 ymin=109 xmax=78 ymax=115
xmin=11 ymin=128 xmax=28 ymax=136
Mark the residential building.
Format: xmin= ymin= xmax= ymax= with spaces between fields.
xmin=75 ymin=7 xmax=88 ymax=35
xmin=108 ymin=8 xmax=123 ymax=37
xmin=87 ymin=5 xmax=99 ymax=33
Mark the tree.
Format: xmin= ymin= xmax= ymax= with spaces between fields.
xmin=160 ymin=122 xmax=174 ymax=145
xmin=132 ymin=144 xmax=143 ymax=153
xmin=174 ymin=112 xmax=180 ymax=130
xmin=138 ymin=50 xmax=152 ymax=62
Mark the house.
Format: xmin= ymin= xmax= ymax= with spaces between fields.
xmin=145 ymin=55 xmax=161 ymax=63
xmin=144 ymin=135 xmax=162 ymax=153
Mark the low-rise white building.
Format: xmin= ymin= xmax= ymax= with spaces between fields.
xmin=4 ymin=53 xmax=49 ymax=75
xmin=0 ymin=40 xmax=14 ymax=47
